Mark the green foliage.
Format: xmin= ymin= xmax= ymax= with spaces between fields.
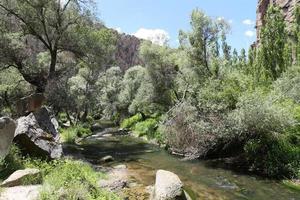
xmin=244 ymin=135 xmax=300 ymax=178
xmin=0 ymin=145 xmax=24 ymax=180
xmin=228 ymin=90 xmax=295 ymax=137
xmin=132 ymin=118 xmax=159 ymax=139
xmin=40 ymin=160 xmax=119 ymax=200
xmin=120 ymin=113 xmax=143 ymax=129
xmin=258 ymin=6 xmax=287 ymax=81
xmin=60 ymin=125 xmax=92 ymax=144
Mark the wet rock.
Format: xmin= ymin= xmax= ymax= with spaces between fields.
xmin=1 ymin=169 xmax=40 ymax=187
xmin=113 ymin=164 xmax=127 ymax=170
xmin=99 ymin=163 xmax=129 ymax=192
xmin=100 ymin=155 xmax=114 ymax=163
xmin=151 ymin=170 xmax=186 ymax=200
xmin=0 ymin=117 xmax=16 ymax=158
xmin=14 ymin=107 xmax=62 ymax=159
xmin=99 ymin=178 xmax=127 ymax=192
xmin=0 ymin=185 xmax=41 ymax=200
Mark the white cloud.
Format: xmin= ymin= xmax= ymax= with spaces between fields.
xmin=133 ymin=28 xmax=170 ymax=46
xmin=245 ymin=30 xmax=255 ymax=38
xmin=243 ymin=19 xmax=255 ymax=25
xmin=228 ymin=19 xmax=234 ymax=24
xmin=115 ymin=27 xmax=122 ymax=33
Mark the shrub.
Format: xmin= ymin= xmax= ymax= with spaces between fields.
xmin=132 ymin=118 xmax=159 ymax=138
xmin=120 ymin=113 xmax=143 ymax=129
xmin=60 ymin=125 xmax=92 ymax=144
xmin=244 ymin=134 xmax=300 ymax=178
xmin=0 ymin=145 xmax=24 ymax=180
xmin=160 ymin=102 xmax=228 ymax=158
xmin=39 ymin=160 xmax=120 ymax=200
xmin=227 ymin=90 xmax=295 ymax=138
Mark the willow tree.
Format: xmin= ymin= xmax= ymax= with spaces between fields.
xmin=0 ymin=0 xmax=95 ymax=92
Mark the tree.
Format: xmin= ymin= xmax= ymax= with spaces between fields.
xmin=134 ymin=41 xmax=178 ymax=115
xmin=0 ymin=0 xmax=95 ymax=92
xmin=118 ymin=65 xmax=146 ymax=116
xmin=259 ymin=6 xmax=287 ymax=80
xmin=179 ymin=9 xmax=230 ymax=77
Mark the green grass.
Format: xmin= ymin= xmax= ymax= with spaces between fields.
xmin=1 ymin=146 xmax=120 ymax=200
xmin=39 ymin=160 xmax=120 ymax=200
xmin=60 ymin=125 xmax=92 ymax=144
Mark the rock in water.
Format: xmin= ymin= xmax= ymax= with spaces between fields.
xmin=1 ymin=168 xmax=40 ymax=187
xmin=0 ymin=117 xmax=16 ymax=158
xmin=14 ymin=107 xmax=62 ymax=159
xmin=152 ymin=170 xmax=186 ymax=200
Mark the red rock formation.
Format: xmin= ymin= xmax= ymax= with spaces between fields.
xmin=256 ymin=0 xmax=300 ymax=41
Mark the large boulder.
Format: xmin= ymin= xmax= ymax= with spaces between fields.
xmin=151 ymin=170 xmax=186 ymax=200
xmin=0 ymin=117 xmax=16 ymax=158
xmin=1 ymin=168 xmax=40 ymax=187
xmin=14 ymin=107 xmax=62 ymax=159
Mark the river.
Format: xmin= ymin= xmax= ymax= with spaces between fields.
xmin=64 ymin=133 xmax=300 ymax=200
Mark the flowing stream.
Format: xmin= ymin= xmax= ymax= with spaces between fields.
xmin=64 ymin=133 xmax=300 ymax=200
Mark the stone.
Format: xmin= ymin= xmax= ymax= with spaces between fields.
xmin=0 ymin=117 xmax=16 ymax=158
xmin=151 ymin=170 xmax=185 ymax=200
xmin=99 ymin=179 xmax=127 ymax=192
xmin=14 ymin=107 xmax=62 ymax=159
xmin=0 ymin=185 xmax=41 ymax=200
xmin=1 ymin=169 xmax=40 ymax=187
xmin=113 ymin=164 xmax=127 ymax=170
xmin=16 ymin=93 xmax=46 ymax=116
xmin=100 ymin=155 xmax=114 ymax=163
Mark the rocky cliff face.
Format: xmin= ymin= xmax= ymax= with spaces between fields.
xmin=256 ymin=0 xmax=300 ymax=41
xmin=114 ymin=32 xmax=143 ymax=71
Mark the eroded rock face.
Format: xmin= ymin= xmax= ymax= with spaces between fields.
xmin=14 ymin=107 xmax=62 ymax=159
xmin=256 ymin=0 xmax=300 ymax=40
xmin=114 ymin=32 xmax=144 ymax=71
xmin=151 ymin=170 xmax=185 ymax=200
xmin=0 ymin=117 xmax=16 ymax=158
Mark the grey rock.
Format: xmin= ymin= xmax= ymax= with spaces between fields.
xmin=151 ymin=170 xmax=185 ymax=200
xmin=14 ymin=107 xmax=62 ymax=159
xmin=0 ymin=117 xmax=16 ymax=158
xmin=1 ymin=169 xmax=40 ymax=187
xmin=0 ymin=185 xmax=41 ymax=200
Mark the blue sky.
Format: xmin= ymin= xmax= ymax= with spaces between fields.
xmin=95 ymin=0 xmax=257 ymax=51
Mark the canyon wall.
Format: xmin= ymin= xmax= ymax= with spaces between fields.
xmin=256 ymin=0 xmax=300 ymax=41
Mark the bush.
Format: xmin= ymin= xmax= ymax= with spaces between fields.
xmin=132 ymin=118 xmax=159 ymax=138
xmin=60 ymin=125 xmax=92 ymax=144
xmin=160 ymin=102 xmax=228 ymax=158
xmin=120 ymin=113 xmax=143 ymax=129
xmin=228 ymin=90 xmax=295 ymax=138
xmin=39 ymin=160 xmax=119 ymax=200
xmin=0 ymin=145 xmax=24 ymax=180
xmin=244 ymin=134 xmax=300 ymax=178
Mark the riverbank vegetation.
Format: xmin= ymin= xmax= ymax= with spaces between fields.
xmin=0 ymin=0 xmax=299 ymax=181
xmin=0 ymin=146 xmax=119 ymax=200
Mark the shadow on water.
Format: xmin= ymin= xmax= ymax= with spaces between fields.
xmin=63 ymin=135 xmax=300 ymax=200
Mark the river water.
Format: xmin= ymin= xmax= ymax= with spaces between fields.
xmin=65 ymin=135 xmax=300 ymax=200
